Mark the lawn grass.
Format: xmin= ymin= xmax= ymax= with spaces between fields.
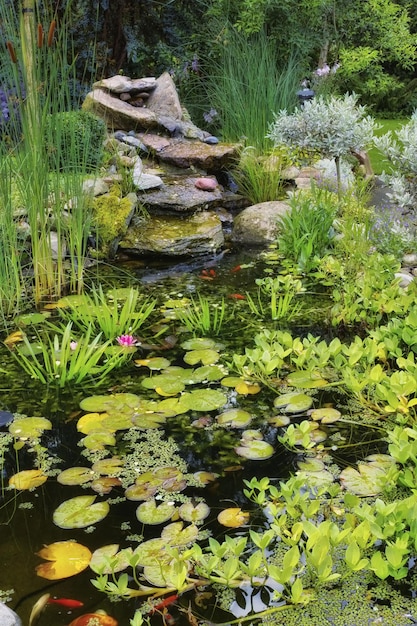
xmin=368 ymin=118 xmax=408 ymax=175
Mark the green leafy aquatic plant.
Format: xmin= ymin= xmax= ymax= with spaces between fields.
xmin=57 ymin=285 xmax=156 ymax=340
xmin=11 ymin=322 xmax=133 ymax=387
xmin=276 ymin=187 xmax=337 ymax=273
xmin=246 ymin=274 xmax=303 ymax=322
xmin=174 ymin=293 xmax=227 ymax=336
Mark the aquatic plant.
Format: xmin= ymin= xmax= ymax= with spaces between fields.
xmin=174 ymin=293 xmax=227 ymax=336
xmin=57 ymin=286 xmax=156 ymax=340
xmin=276 ymin=187 xmax=337 ymax=273
xmin=246 ymin=274 xmax=303 ymax=322
xmin=10 ymin=322 xmax=133 ymax=387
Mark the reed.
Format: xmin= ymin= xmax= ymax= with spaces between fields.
xmin=0 ymin=1 xmax=100 ymax=307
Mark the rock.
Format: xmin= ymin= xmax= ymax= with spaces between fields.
xmin=204 ymin=136 xmax=219 ymax=145
xmin=83 ymin=89 xmax=159 ymax=132
xmin=145 ymin=72 xmax=183 ymax=120
xmin=83 ymin=178 xmax=110 ymax=197
xmin=195 ymin=177 xmax=218 ymax=191
xmin=93 ymin=75 xmax=156 ymax=94
xmin=402 ymin=253 xmax=417 ymax=266
xmin=231 ymin=201 xmax=291 ymax=245
xmin=135 ymin=173 xmax=164 ymax=191
xmin=156 ymin=141 xmax=239 ymax=171
xmin=395 ymin=271 xmax=414 ymax=288
xmin=140 ymin=176 xmax=223 ymax=213
xmin=137 ymin=133 xmax=171 ymax=152
xmin=0 ymin=603 xmax=22 ymax=626
xmin=119 ymin=210 xmax=224 ymax=256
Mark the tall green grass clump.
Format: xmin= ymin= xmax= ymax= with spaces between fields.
xmin=200 ymin=26 xmax=302 ymax=151
xmin=0 ymin=1 xmax=102 ymax=309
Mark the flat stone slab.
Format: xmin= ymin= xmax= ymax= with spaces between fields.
xmin=156 ymin=141 xmax=239 ymax=170
xmin=140 ymin=177 xmax=223 ymax=212
xmin=119 ymin=210 xmax=224 ymax=256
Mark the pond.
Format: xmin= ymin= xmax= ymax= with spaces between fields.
xmin=1 ymin=248 xmax=417 ymax=626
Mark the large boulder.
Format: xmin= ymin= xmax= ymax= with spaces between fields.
xmin=118 ymin=211 xmax=224 ymax=256
xmin=231 ymin=201 xmax=291 ymax=245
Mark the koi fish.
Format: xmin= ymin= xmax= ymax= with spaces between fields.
xmin=47 ymin=597 xmax=84 ymax=608
xmin=230 ymin=264 xmax=241 ymax=273
xmin=150 ymin=593 xmax=179 ymax=613
xmin=199 ymin=268 xmax=216 ymax=280
xmin=228 ymin=293 xmax=245 ymax=300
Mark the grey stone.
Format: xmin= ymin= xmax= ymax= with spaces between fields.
xmin=83 ymin=89 xmax=159 ymax=132
xmin=0 ymin=603 xmax=22 ymax=626
xmin=231 ymin=201 xmax=291 ymax=245
xmin=134 ymin=173 xmax=164 ymax=191
xmin=83 ymin=178 xmax=110 ymax=197
xmin=145 ymin=72 xmax=183 ymax=120
xmin=402 ymin=253 xmax=417 ymax=266
xmin=139 ymin=176 xmax=223 ymax=213
xmin=395 ymin=271 xmax=414 ymax=288
xmin=93 ymin=75 xmax=156 ymax=94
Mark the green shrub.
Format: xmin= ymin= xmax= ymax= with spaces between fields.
xmin=45 ymin=110 xmax=106 ymax=172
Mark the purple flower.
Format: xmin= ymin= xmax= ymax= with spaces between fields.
xmin=116 ymin=334 xmax=137 ymax=347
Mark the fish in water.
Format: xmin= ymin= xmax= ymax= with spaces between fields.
xmin=48 ymin=597 xmax=84 ymax=608
xmin=228 ymin=293 xmax=245 ymax=300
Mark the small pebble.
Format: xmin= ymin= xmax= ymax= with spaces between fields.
xmin=195 ymin=177 xmax=218 ymax=191
xmin=203 ymin=135 xmax=219 ymax=145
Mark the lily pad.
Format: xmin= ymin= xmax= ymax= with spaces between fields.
xmin=180 ymin=338 xmax=217 ymax=351
xmin=286 ymin=370 xmax=328 ymax=389
xmin=180 ymin=389 xmax=227 ymax=412
xmin=134 ymin=357 xmax=171 ymax=370
xmin=156 ymin=397 xmax=190 ymax=417
xmin=235 ymin=439 xmax=274 ymax=460
xmin=9 ymin=416 xmax=52 ymax=439
xmin=57 ymin=467 xmax=94 ymax=486
xmin=217 ymin=507 xmax=250 ymax=528
xmin=161 ymin=521 xmax=199 ymax=546
xmin=183 ymin=349 xmax=220 ymax=366
xmin=136 ymin=499 xmax=176 ymax=524
xmin=53 ymin=495 xmax=110 ymax=529
xmin=79 ymin=393 xmax=141 ymax=414
xmin=268 ymin=415 xmax=291 ymax=427
xmin=15 ymin=312 xmax=49 ymax=326
xmin=143 ymin=560 xmax=190 ymax=587
xmin=90 ymin=544 xmax=133 ymax=574
xmin=192 ymin=365 xmax=226 ymax=382
xmin=77 ymin=412 xmax=111 ymax=435
xmin=273 ymin=392 xmax=313 ymax=413
xmin=339 ymin=464 xmax=388 ymax=496
xmin=309 ymin=407 xmax=341 ymax=423
xmin=81 ymin=431 xmax=116 ymax=450
xmin=217 ymin=409 xmax=252 ymax=428
xmin=36 ymin=540 xmax=92 ymax=580
xmin=133 ymin=538 xmax=167 ymax=566
xmin=178 ymin=501 xmax=210 ymax=523
xmin=297 ymin=458 xmax=326 ymax=472
xmin=91 ymin=477 xmax=122 ymax=495
xmin=9 ymin=469 xmax=47 ymax=490
xmin=296 ymin=469 xmax=335 ymax=488
xmin=142 ymin=374 xmax=185 ymax=395
xmin=92 ymin=457 xmax=124 ymax=476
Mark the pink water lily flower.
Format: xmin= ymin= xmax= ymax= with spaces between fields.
xmin=116 ymin=334 xmax=137 ymax=347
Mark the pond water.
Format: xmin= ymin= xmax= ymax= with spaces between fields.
xmin=0 ymin=249 xmax=395 ymax=626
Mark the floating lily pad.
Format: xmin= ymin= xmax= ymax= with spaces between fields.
xmin=309 ymin=407 xmax=341 ymax=423
xmin=133 ymin=538 xmax=167 ymax=566
xmin=286 ymin=370 xmax=328 ymax=389
xmin=134 ymin=357 xmax=171 ymax=370
xmin=193 ymin=471 xmax=219 ymax=485
xmin=142 ymin=374 xmax=185 ymax=395
xmin=235 ymin=439 xmax=274 ymax=460
xmin=77 ymin=412 xmax=110 ymax=434
xmin=217 ymin=507 xmax=250 ymax=528
xmin=57 ymin=467 xmax=94 ymax=486
xmin=217 ymin=409 xmax=252 ymax=428
xmin=91 ymin=477 xmax=122 ymax=495
xmin=183 ymin=349 xmax=220 ymax=366
xmin=143 ymin=560 xmax=190 ymax=587
xmin=53 ymin=495 xmax=110 ymax=529
xmin=192 ymin=365 xmax=226 ymax=382
xmin=81 ymin=431 xmax=116 ymax=450
xmin=339 ymin=464 xmax=388 ymax=496
xmin=296 ymin=469 xmax=335 ymax=488
xmin=15 ymin=312 xmax=49 ymax=326
xmin=273 ymin=392 xmax=313 ymax=413
xmin=36 ymin=540 xmax=92 ymax=580
xmin=161 ymin=521 xmax=199 ymax=546
xmin=181 ymin=338 xmax=217 ymax=351
xmin=90 ymin=544 xmax=133 ymax=574
xmin=365 ymin=454 xmax=396 ymax=469
xmin=268 ymin=415 xmax=291 ymax=427
xmin=297 ymin=458 xmax=326 ymax=472
xmin=92 ymin=457 xmax=124 ymax=476
xmin=56 ymin=294 xmax=90 ymax=308
xmin=79 ymin=393 xmax=140 ymax=414
xmin=9 ymin=469 xmax=47 ymax=490
xmin=178 ymin=501 xmax=210 ymax=523
xmin=155 ymin=397 xmax=190 ymax=417
xmin=180 ymin=389 xmax=227 ymax=412
xmin=9 ymin=416 xmax=52 ymax=439
xmin=136 ymin=498 xmax=176 ymax=524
